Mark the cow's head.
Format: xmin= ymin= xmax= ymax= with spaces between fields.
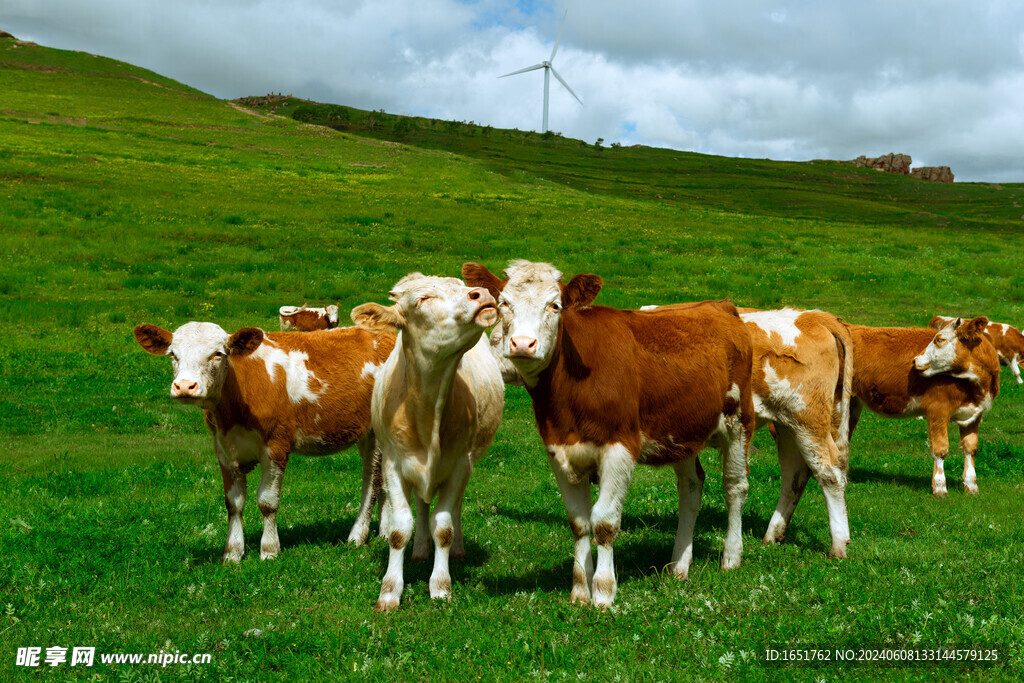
xmin=914 ymin=316 xmax=989 ymax=379
xmin=352 ymin=274 xmax=497 ymax=358
xmin=134 ymin=322 xmax=264 ymax=407
xmin=462 ymin=260 xmax=602 ymax=385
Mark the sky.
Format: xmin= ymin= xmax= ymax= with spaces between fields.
xmin=4 ymin=0 xmax=1024 ymax=182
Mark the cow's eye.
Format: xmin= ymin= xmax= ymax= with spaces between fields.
xmin=212 ymin=351 xmax=225 ymax=359
xmin=548 ymin=302 xmax=562 ymax=312
xmin=934 ymin=338 xmax=946 ymax=347
xmin=499 ymin=301 xmax=512 ymax=311
xmin=417 ymin=296 xmax=432 ymax=307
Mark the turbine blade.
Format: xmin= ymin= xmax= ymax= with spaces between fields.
xmin=499 ymin=63 xmax=545 ymax=78
xmin=550 ymin=9 xmax=568 ymax=62
xmin=549 ymin=66 xmax=582 ymax=105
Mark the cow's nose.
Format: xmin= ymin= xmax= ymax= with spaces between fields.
xmin=509 ymin=336 xmax=538 ymax=357
xmin=172 ymin=380 xmax=199 ymax=397
xmin=468 ymin=287 xmax=494 ymax=306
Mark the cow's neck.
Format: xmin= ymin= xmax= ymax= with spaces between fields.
xmin=398 ymin=336 xmax=464 ymax=454
xmin=206 ymin=357 xmax=256 ymax=432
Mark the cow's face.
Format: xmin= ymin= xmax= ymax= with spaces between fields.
xmin=462 ymin=260 xmax=602 ymax=385
xmin=134 ymin=322 xmax=263 ymax=407
xmin=914 ymin=316 xmax=989 ymax=378
xmin=352 ymin=274 xmax=496 ymax=358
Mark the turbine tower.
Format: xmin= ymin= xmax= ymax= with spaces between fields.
xmin=499 ymin=10 xmax=582 ymax=133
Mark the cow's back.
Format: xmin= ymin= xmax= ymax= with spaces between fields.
xmin=226 ymin=327 xmax=396 ymax=452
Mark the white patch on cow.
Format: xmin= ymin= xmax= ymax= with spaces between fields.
xmin=741 ymin=308 xmax=806 ymax=347
xmin=999 ymin=323 xmax=1010 ymax=334
xmin=213 ymin=424 xmax=265 ymax=469
xmin=951 ymin=394 xmax=994 ymax=427
xmin=725 ymin=382 xmax=741 ymax=402
xmin=639 ymin=305 xmax=659 ymax=311
xmin=761 ymin=362 xmax=806 ymax=413
xmin=1010 ymin=355 xmax=1022 ymax=384
xmin=279 ymin=306 xmax=301 ymax=316
xmin=293 ymin=427 xmax=329 ymax=452
xmin=361 ymin=361 xmax=381 ymax=380
xmin=255 ymin=344 xmax=327 ymax=405
xmin=548 ymin=442 xmax=603 ymax=486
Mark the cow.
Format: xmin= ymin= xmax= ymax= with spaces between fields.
xmin=647 ymin=305 xmax=854 ymax=558
xmin=133 ymin=322 xmax=395 ymax=562
xmin=930 ymin=315 xmax=1024 ymax=384
xmin=351 ymin=274 xmax=504 ymax=611
xmin=279 ymin=304 xmax=340 ymax=331
xmin=849 ymin=317 xmax=1000 ymax=496
xmin=463 ymin=260 xmax=754 ymax=608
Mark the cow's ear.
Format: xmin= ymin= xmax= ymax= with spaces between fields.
xmin=462 ymin=263 xmax=505 ymax=300
xmin=957 ymin=316 xmax=989 ymax=344
xmin=228 ymin=327 xmax=264 ymax=356
xmin=352 ymin=303 xmax=404 ymax=332
xmin=928 ymin=316 xmax=947 ymax=330
xmin=562 ymin=273 xmax=603 ymax=308
xmin=134 ymin=324 xmax=173 ymax=355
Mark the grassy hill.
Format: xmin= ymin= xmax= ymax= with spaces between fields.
xmin=2 ymin=35 xmax=1023 ymax=681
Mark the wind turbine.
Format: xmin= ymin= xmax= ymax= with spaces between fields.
xmin=499 ymin=10 xmax=582 ymax=133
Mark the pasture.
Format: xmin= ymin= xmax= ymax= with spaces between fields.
xmin=2 ymin=36 xmax=1023 ymax=680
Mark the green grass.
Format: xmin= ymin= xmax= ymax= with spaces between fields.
xmin=2 ymin=36 xmax=1024 ymax=680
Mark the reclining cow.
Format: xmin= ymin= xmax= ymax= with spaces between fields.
xmin=464 ymin=260 xmax=754 ymax=608
xmin=279 ymin=304 xmax=340 ymax=331
xmin=850 ymin=317 xmax=1000 ymax=496
xmin=930 ymin=315 xmax=1023 ymax=384
xmin=134 ymin=321 xmax=395 ymax=561
xmin=352 ymin=274 xmax=503 ymax=611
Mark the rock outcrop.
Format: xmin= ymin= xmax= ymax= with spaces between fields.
xmin=851 ymin=153 xmax=913 ymax=175
xmin=910 ymin=166 xmax=954 ymax=183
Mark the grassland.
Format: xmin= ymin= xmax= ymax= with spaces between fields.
xmin=1 ymin=35 xmax=1023 ymax=681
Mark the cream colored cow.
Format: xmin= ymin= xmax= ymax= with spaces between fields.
xmin=352 ymin=274 xmax=504 ymax=611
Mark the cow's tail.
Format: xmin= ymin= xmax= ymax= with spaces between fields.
xmin=826 ymin=318 xmax=854 ymax=472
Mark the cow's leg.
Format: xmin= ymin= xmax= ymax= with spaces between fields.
xmin=926 ymin=411 xmax=951 ymax=497
xmin=590 ymin=443 xmax=635 ymax=608
xmin=804 ymin=428 xmax=850 ymax=558
xmin=848 ymin=398 xmax=863 ymax=444
xmin=411 ymin=497 xmax=432 ymax=561
xmin=218 ymin=460 xmax=247 ymax=564
xmin=347 ymin=436 xmax=379 ymax=545
xmin=670 ymin=455 xmax=704 ymax=579
xmin=763 ymin=424 xmax=809 ymax=546
xmin=375 ymin=447 xmax=389 ymax=538
xmin=718 ymin=418 xmax=749 ymax=571
xmin=451 ymin=496 xmax=466 ymax=561
xmin=959 ymin=420 xmax=981 ymax=495
xmin=256 ymin=447 xmax=288 ymax=560
xmin=376 ymin=454 xmax=413 ymax=612
xmin=428 ymin=461 xmax=473 ymax=601
xmin=1010 ymin=356 xmax=1022 ymax=384
xmin=549 ymin=455 xmax=594 ymax=605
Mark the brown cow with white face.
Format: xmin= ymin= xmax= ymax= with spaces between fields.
xmin=930 ymin=315 xmax=1024 ymax=384
xmin=850 ymin=317 xmax=1000 ymax=496
xmin=279 ymin=304 xmax=340 ymax=331
xmin=134 ymin=322 xmax=395 ymax=561
xmin=464 ymin=260 xmax=754 ymax=608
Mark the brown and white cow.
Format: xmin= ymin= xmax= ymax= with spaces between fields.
xmin=279 ymin=304 xmax=340 ymax=331
xmin=134 ymin=322 xmax=395 ymax=561
xmin=352 ymin=274 xmax=504 ymax=611
xmin=464 ymin=260 xmax=754 ymax=608
xmin=930 ymin=315 xmax=1024 ymax=384
xmin=646 ymin=305 xmax=854 ymax=558
xmin=850 ymin=317 xmax=1000 ymax=496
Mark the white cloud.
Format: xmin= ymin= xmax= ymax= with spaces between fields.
xmin=3 ymin=0 xmax=1023 ymax=180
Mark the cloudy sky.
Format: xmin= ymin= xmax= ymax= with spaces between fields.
xmin=5 ymin=0 xmax=1024 ymax=182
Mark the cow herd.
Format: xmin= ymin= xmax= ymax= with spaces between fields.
xmin=134 ymin=259 xmax=1021 ymax=611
